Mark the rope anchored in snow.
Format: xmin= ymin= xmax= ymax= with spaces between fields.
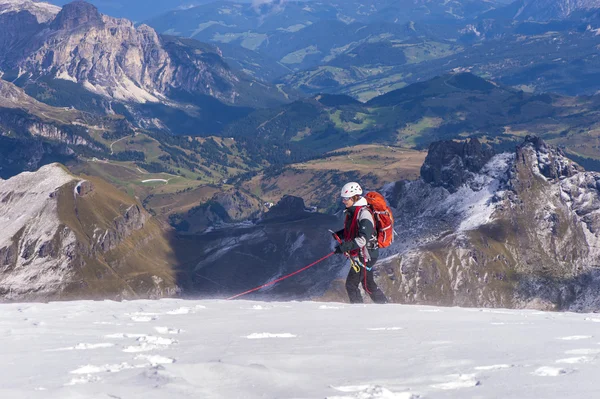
xmin=226 ymin=252 xmax=335 ymax=300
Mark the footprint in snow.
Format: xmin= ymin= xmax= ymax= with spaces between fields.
xmin=556 ymin=356 xmax=593 ymax=364
xmin=104 ymin=333 xmax=147 ymax=339
xmin=135 ymin=354 xmax=175 ymax=366
xmin=166 ymin=307 xmax=191 ymax=315
xmin=564 ymin=348 xmax=600 ymax=355
xmin=154 ymin=326 xmax=183 ymax=335
xmin=474 ymin=364 xmax=513 ymax=371
xmin=328 ymin=384 xmax=417 ymax=399
xmin=557 ymin=335 xmax=593 ymax=341
xmin=45 ymin=343 xmax=115 ymax=352
xmin=584 ymin=317 xmax=600 ymax=323
xmin=532 ymin=366 xmax=572 ymax=376
xmin=427 ymin=340 xmax=452 ymax=345
xmin=367 ymin=327 xmax=404 ymax=331
xmin=245 ymin=333 xmax=296 ymax=339
xmin=64 ymin=374 xmax=101 ymax=386
xmin=70 ymin=362 xmax=140 ymax=375
xmin=430 ymin=374 xmax=480 ymax=390
xmin=122 ymin=335 xmax=177 ymax=353
xmin=68 ymin=356 xmax=175 ymax=381
xmin=127 ymin=312 xmax=159 ymax=322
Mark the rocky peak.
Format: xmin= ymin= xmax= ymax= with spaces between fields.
xmin=375 ymin=135 xmax=600 ymax=311
xmin=515 ymin=135 xmax=581 ymax=181
xmin=49 ymin=0 xmax=103 ymax=31
xmin=0 ymin=0 xmax=60 ymax=24
xmin=420 ymin=138 xmax=495 ymax=193
xmin=264 ymin=195 xmax=308 ymax=221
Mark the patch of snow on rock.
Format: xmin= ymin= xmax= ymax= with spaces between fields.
xmin=445 ymin=153 xmax=514 ymax=232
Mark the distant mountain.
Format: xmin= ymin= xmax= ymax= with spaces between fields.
xmin=503 ymin=0 xmax=600 ymax=21
xmin=0 ymin=0 xmax=289 ymax=134
xmin=0 ymin=78 xmax=136 ymax=178
xmin=223 ymin=73 xmax=600 ymax=162
xmin=148 ymin=0 xmax=500 ymax=39
xmin=145 ymin=0 xmax=600 ymax=99
xmin=281 ymin=9 xmax=600 ymax=98
xmin=47 ymin=0 xmax=229 ymax=22
xmin=145 ymin=0 xmax=502 ymax=79
xmin=0 ymin=163 xmax=178 ymax=301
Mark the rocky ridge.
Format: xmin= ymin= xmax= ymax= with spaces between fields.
xmin=0 ymin=0 xmax=284 ymax=112
xmin=378 ymin=136 xmax=600 ymax=311
xmin=0 ymin=163 xmax=177 ymax=301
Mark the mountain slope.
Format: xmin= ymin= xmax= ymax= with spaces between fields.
xmin=0 ymin=163 xmax=178 ymax=301
xmin=223 ymin=73 xmax=600 ymax=162
xmin=376 ymin=137 xmax=600 ymax=311
xmin=0 ymin=1 xmax=289 ymax=135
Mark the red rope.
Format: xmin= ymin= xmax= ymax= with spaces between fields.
xmin=226 ymin=252 xmax=335 ymax=300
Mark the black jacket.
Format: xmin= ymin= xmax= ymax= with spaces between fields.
xmin=336 ymin=199 xmax=379 ymax=259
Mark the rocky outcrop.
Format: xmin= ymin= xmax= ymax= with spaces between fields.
xmin=378 ymin=136 xmax=600 ymax=311
xmin=50 ymin=0 xmax=103 ymax=31
xmin=0 ymin=0 xmax=60 ymax=24
xmin=263 ymin=195 xmax=310 ymax=221
xmin=97 ymin=205 xmax=147 ymax=252
xmin=171 ymin=188 xmax=263 ymax=234
xmin=420 ymin=138 xmax=495 ymax=193
xmin=0 ymin=1 xmax=283 ymax=108
xmin=0 ymin=163 xmax=178 ymax=301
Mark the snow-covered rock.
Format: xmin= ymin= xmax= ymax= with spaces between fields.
xmin=379 ymin=136 xmax=600 ymax=311
xmin=0 ymin=0 xmax=60 ymax=23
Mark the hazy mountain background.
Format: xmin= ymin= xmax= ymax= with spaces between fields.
xmin=3 ymin=0 xmax=600 ymax=308
xmin=45 ymin=0 xmax=250 ymax=22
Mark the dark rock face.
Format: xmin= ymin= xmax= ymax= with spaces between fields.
xmin=374 ymin=135 xmax=600 ymax=311
xmin=420 ymin=138 xmax=495 ymax=193
xmin=98 ymin=205 xmax=146 ymax=252
xmin=263 ymin=195 xmax=308 ymax=221
xmin=515 ymin=135 xmax=581 ymax=180
xmin=50 ymin=1 xmax=104 ymax=31
xmin=0 ymin=11 xmax=41 ymax=63
xmin=0 ymin=136 xmax=74 ymax=179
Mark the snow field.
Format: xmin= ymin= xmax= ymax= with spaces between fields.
xmin=0 ymin=300 xmax=600 ymax=398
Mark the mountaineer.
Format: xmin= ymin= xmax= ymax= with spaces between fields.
xmin=333 ymin=182 xmax=388 ymax=304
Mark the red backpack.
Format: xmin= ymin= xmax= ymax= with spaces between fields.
xmin=365 ymin=191 xmax=394 ymax=248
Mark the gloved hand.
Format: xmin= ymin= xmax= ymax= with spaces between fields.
xmin=335 ymin=241 xmax=354 ymax=254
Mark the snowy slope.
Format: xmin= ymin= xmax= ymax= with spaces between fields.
xmin=1 ymin=299 xmax=600 ymax=398
xmin=0 ymin=0 xmax=60 ymax=23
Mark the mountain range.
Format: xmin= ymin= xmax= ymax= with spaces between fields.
xmin=0 ymin=0 xmax=289 ymax=136
xmin=145 ymin=0 xmax=600 ymax=99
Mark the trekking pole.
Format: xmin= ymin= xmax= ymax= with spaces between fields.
xmin=226 ymin=252 xmax=335 ymax=300
xmin=329 ymin=229 xmax=360 ymax=272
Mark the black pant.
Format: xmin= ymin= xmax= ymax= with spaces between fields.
xmin=345 ymin=257 xmax=388 ymax=304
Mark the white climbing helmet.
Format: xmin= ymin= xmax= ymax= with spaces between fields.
xmin=340 ymin=182 xmax=362 ymax=198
